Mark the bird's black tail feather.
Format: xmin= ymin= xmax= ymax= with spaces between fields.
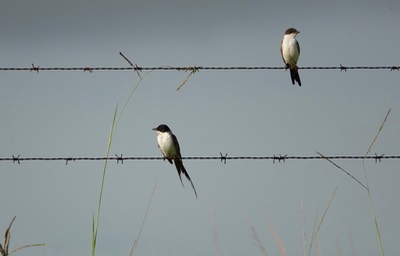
xmin=174 ymin=158 xmax=198 ymax=198
xmin=290 ymin=67 xmax=301 ymax=86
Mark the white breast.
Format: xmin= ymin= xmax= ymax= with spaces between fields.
xmin=282 ymin=35 xmax=299 ymax=66
xmin=157 ymin=132 xmax=177 ymax=158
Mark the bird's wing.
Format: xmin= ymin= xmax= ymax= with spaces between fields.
xmin=171 ymin=133 xmax=182 ymax=158
xmin=296 ymin=40 xmax=300 ymax=56
xmin=280 ymin=40 xmax=286 ymax=64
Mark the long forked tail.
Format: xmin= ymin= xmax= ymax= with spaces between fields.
xmin=290 ymin=67 xmax=302 ymax=86
xmin=174 ymin=158 xmax=198 ymax=198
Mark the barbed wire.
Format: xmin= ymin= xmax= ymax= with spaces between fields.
xmin=0 ymin=64 xmax=399 ymax=73
xmin=1 ymin=153 xmax=397 ymax=165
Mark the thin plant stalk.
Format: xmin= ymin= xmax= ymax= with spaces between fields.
xmin=92 ymin=105 xmax=118 ymax=256
xmin=361 ymin=108 xmax=391 ymax=256
xmin=209 ymin=205 xmax=223 ymax=256
xmin=267 ymin=220 xmax=286 ymax=256
xmin=250 ymin=224 xmax=268 ymax=256
xmin=91 ymin=62 xmax=151 ymax=256
xmin=308 ymin=187 xmax=337 ymax=256
xmin=316 ymin=152 xmax=367 ymax=190
xmin=130 ymin=180 xmax=158 ymax=256
xmin=301 ymin=201 xmax=307 ymax=256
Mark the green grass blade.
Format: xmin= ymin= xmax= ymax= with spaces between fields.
xmin=364 ymin=109 xmax=391 ymax=157
xmin=92 ymin=105 xmax=118 ymax=256
xmin=317 ymin=151 xmax=367 ymax=190
xmin=176 ymin=67 xmax=199 ymax=91
xmin=365 ymin=184 xmax=384 ymax=256
xmin=115 ymin=68 xmax=153 ymax=132
xmin=361 ymin=109 xmax=391 ymax=256
xmin=8 ymin=243 xmax=46 ymax=256
xmin=91 ymin=211 xmax=95 ymax=254
xmin=91 ymin=63 xmax=150 ymax=256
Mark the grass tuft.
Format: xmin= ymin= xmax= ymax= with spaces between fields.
xmin=0 ymin=216 xmax=45 ymax=256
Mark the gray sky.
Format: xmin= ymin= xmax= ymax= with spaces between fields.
xmin=1 ymin=0 xmax=399 ymax=255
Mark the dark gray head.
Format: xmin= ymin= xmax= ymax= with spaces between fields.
xmin=152 ymin=124 xmax=171 ymax=132
xmin=284 ymin=28 xmax=300 ymax=35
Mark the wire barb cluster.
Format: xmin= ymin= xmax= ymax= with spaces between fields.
xmin=1 ymin=153 xmax=397 ymax=165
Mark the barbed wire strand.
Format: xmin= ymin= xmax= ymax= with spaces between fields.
xmin=1 ymin=153 xmax=397 ymax=165
xmin=0 ymin=65 xmax=399 ymax=72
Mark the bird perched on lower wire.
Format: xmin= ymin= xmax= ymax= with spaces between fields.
xmin=280 ymin=27 xmax=302 ymax=86
xmin=152 ymin=124 xmax=198 ymax=198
